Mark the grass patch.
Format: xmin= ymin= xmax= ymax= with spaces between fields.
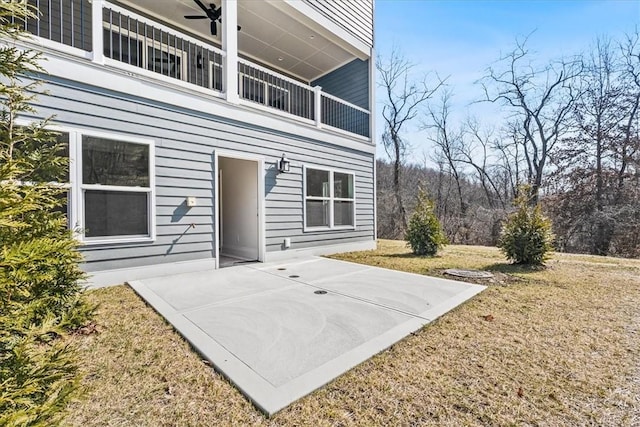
xmin=65 ymin=240 xmax=640 ymax=426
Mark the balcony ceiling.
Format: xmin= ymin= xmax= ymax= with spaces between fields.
xmin=117 ymin=0 xmax=358 ymax=82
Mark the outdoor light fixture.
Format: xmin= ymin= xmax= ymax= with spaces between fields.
xmin=278 ymin=153 xmax=290 ymax=173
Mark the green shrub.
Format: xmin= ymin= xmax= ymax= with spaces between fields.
xmin=0 ymin=4 xmax=92 ymax=425
xmin=498 ymin=188 xmax=555 ymax=265
xmin=405 ymin=189 xmax=448 ymax=256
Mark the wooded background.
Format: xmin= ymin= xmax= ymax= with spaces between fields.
xmin=376 ymin=32 xmax=640 ymax=258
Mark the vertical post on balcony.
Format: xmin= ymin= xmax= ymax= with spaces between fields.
xmin=314 ymin=85 xmax=322 ymax=129
xmin=222 ymin=0 xmax=239 ymax=104
xmin=91 ymin=0 xmax=104 ymax=64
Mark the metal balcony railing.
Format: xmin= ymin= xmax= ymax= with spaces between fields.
xmin=321 ymin=93 xmax=370 ymax=138
xmin=16 ymin=0 xmax=92 ymax=51
xmin=13 ymin=0 xmax=371 ymax=139
xmin=102 ymin=3 xmax=224 ymax=92
xmin=238 ymin=59 xmax=314 ymax=122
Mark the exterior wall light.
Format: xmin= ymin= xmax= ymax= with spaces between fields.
xmin=278 ymin=153 xmax=290 ymax=173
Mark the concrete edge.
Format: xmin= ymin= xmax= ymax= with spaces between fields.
xmin=128 ymin=280 xmax=179 ymax=317
xmin=162 ymin=313 xmax=281 ymax=415
xmin=418 ymin=284 xmax=487 ymax=321
xmin=266 ymin=283 xmax=487 ymax=414
xmin=128 ymin=280 xmax=281 ymax=414
xmin=322 ymin=256 xmax=491 ymax=288
xmin=127 ymin=259 xmax=488 ymax=417
xmin=265 ymin=315 xmax=432 ymax=414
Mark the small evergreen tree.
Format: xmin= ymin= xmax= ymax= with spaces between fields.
xmin=498 ymin=187 xmax=555 ymax=265
xmin=0 ymin=3 xmax=92 ymax=425
xmin=405 ymin=188 xmax=448 ymax=256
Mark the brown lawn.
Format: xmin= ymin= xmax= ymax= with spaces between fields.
xmin=64 ymin=240 xmax=640 ymax=426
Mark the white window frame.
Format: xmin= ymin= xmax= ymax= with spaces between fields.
xmin=209 ymin=60 xmax=223 ymax=91
xmin=303 ymin=165 xmax=356 ymax=232
xmin=13 ymin=124 xmax=156 ymax=246
xmin=239 ymin=72 xmax=291 ymax=112
xmin=74 ymin=130 xmax=156 ymax=245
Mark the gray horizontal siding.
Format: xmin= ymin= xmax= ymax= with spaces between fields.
xmin=303 ymin=0 xmax=374 ymax=48
xmin=312 ymin=59 xmax=369 ymax=110
xmin=31 ymin=76 xmax=374 ymax=272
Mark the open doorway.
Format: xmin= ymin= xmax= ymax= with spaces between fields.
xmin=216 ymin=155 xmax=263 ymax=268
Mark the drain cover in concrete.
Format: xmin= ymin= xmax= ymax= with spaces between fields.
xmin=444 ymin=269 xmax=494 ymax=279
xmin=130 ymin=257 xmax=486 ymax=415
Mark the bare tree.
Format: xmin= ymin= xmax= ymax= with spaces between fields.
xmin=544 ymin=33 xmax=640 ymax=256
xmin=620 ymin=30 xmax=640 ymax=195
xmin=460 ymin=118 xmax=508 ymax=210
xmin=426 ymin=90 xmax=467 ymax=221
xmin=481 ymin=35 xmax=583 ymax=204
xmin=377 ymin=48 xmax=444 ymax=234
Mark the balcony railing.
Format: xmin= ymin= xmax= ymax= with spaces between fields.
xmin=238 ymin=59 xmax=314 ymax=122
xmin=321 ymin=93 xmax=370 ymax=138
xmin=17 ymin=0 xmax=92 ymax=51
xmin=103 ymin=3 xmax=224 ymax=92
xmin=14 ymin=0 xmax=371 ymax=139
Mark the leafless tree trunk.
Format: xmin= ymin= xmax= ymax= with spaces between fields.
xmin=481 ymin=35 xmax=583 ymax=204
xmin=377 ymin=48 xmax=444 ymax=235
xmin=426 ymin=90 xmax=467 ymax=220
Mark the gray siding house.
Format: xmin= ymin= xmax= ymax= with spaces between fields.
xmin=12 ymin=0 xmax=376 ymax=285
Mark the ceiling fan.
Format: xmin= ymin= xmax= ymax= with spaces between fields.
xmin=184 ymin=0 xmax=241 ymax=37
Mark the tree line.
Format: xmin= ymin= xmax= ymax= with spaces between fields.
xmin=377 ymin=31 xmax=640 ymax=258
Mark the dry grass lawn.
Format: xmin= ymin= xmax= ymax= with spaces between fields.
xmin=64 ymin=241 xmax=640 ymax=426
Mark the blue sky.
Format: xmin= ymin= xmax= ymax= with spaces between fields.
xmin=373 ymin=0 xmax=640 ymax=161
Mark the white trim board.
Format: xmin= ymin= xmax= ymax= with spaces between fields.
xmin=83 ymin=240 xmax=376 ymax=287
xmin=84 ymin=258 xmax=218 ymax=288
xmin=214 ymin=150 xmax=266 ymax=268
xmin=264 ymin=240 xmax=376 ymax=262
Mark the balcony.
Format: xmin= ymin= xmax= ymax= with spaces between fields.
xmin=13 ymin=0 xmax=371 ymax=139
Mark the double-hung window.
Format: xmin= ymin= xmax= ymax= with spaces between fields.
xmin=17 ymin=124 xmax=156 ymax=244
xmin=79 ymin=135 xmax=154 ymax=242
xmin=304 ymin=167 xmax=355 ymax=230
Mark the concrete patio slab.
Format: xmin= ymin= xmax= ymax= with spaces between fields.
xmin=129 ymin=257 xmax=485 ymax=415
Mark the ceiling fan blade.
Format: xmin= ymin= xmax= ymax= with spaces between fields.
xmin=210 ymin=20 xmax=217 ymax=36
xmin=192 ymin=0 xmax=210 ymax=14
xmin=184 ymin=15 xmax=208 ymax=19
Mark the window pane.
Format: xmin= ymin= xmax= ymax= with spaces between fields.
xmin=148 ymin=46 xmax=181 ymax=79
xmin=82 ymin=137 xmax=149 ymax=187
xmin=52 ymin=189 xmax=70 ymax=228
xmin=306 ymin=169 xmax=330 ymax=198
xmin=334 ymin=201 xmax=354 ymax=226
xmin=268 ymin=85 xmax=289 ymax=111
xmin=84 ymin=190 xmax=148 ymax=238
xmin=55 ymin=132 xmax=70 ymax=183
xmin=334 ymin=172 xmax=354 ymax=199
xmin=103 ymin=29 xmax=143 ymax=66
xmin=306 ymin=200 xmax=330 ymax=228
xmin=212 ymin=63 xmax=223 ymax=91
xmin=242 ymin=76 xmax=265 ymax=103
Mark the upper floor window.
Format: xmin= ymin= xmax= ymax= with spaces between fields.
xmin=103 ymin=25 xmax=187 ymax=81
xmin=304 ymin=167 xmax=355 ymax=230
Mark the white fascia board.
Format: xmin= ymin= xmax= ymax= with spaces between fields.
xmin=34 ymin=50 xmax=376 ymax=156
xmin=276 ymin=1 xmax=370 ymax=60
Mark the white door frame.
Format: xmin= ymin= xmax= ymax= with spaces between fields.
xmin=214 ymin=150 xmax=266 ymax=269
